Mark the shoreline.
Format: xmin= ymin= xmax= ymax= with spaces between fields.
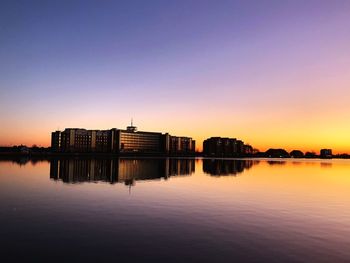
xmin=0 ymin=152 xmax=348 ymax=159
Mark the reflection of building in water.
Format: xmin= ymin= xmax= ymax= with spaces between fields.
xmin=202 ymin=159 xmax=258 ymax=176
xmin=50 ymin=158 xmax=195 ymax=185
xmin=267 ymin=161 xmax=286 ymax=166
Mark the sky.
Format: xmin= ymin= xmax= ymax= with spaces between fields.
xmin=1 ymin=0 xmax=350 ymax=153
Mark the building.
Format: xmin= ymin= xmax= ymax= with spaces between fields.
xmin=243 ymin=144 xmax=253 ymax=155
xmin=203 ymin=137 xmax=252 ymax=157
xmin=58 ymin=128 xmax=113 ymax=153
xmin=320 ymin=149 xmax=332 ymax=159
xmin=51 ymin=131 xmax=61 ymax=152
xmin=117 ymin=128 xmax=163 ymax=154
xmin=164 ymin=133 xmax=195 ymax=155
xmin=51 ymin=122 xmax=195 ymax=155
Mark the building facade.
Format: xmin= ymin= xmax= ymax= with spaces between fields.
xmin=51 ymin=124 xmax=195 ymax=155
xmin=320 ymin=149 xmax=332 ymax=159
xmin=203 ymin=137 xmax=252 ymax=157
xmin=58 ymin=128 xmax=113 ymax=153
xmin=118 ymin=130 xmax=163 ymax=153
xmin=164 ymin=133 xmax=195 ymax=155
xmin=51 ymin=131 xmax=61 ymax=152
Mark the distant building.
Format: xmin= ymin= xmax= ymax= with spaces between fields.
xmin=164 ymin=133 xmax=195 ymax=155
xmin=243 ymin=144 xmax=253 ymax=155
xmin=203 ymin=137 xmax=252 ymax=157
xmin=118 ymin=129 xmax=163 ymax=153
xmin=51 ymin=131 xmax=61 ymax=152
xmin=51 ymin=122 xmax=195 ymax=155
xmin=58 ymin=128 xmax=113 ymax=153
xmin=320 ymin=149 xmax=332 ymax=159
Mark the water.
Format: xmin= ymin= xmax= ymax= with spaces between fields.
xmin=0 ymin=158 xmax=350 ymax=262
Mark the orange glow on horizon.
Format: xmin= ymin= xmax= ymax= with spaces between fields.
xmin=1 ymin=124 xmax=350 ymax=154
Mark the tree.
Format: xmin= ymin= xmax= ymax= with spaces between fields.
xmin=290 ymin=150 xmax=304 ymax=158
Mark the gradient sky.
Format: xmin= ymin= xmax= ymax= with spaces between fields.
xmin=1 ymin=0 xmax=350 ymax=152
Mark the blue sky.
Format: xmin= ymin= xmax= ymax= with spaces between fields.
xmin=1 ymin=0 xmax=350 ymax=152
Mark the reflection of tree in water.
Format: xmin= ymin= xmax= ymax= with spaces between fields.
xmin=267 ymin=161 xmax=286 ymax=166
xmin=320 ymin=162 xmax=332 ymax=168
xmin=0 ymin=157 xmax=48 ymax=166
xmin=50 ymin=158 xmax=195 ymax=185
xmin=203 ymin=159 xmax=258 ymax=176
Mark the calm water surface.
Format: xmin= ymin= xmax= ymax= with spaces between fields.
xmin=0 ymin=158 xmax=350 ymax=262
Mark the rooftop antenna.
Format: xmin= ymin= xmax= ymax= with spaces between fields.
xmin=126 ymin=117 xmax=137 ymax=132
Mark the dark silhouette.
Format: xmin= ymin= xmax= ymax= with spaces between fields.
xmin=333 ymin=153 xmax=350 ymax=159
xmin=320 ymin=149 xmax=332 ymax=159
xmin=203 ymin=137 xmax=253 ymax=157
xmin=305 ymin=151 xmax=317 ymax=158
xmin=265 ymin=149 xmax=290 ymax=158
xmin=290 ymin=150 xmax=304 ymax=158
